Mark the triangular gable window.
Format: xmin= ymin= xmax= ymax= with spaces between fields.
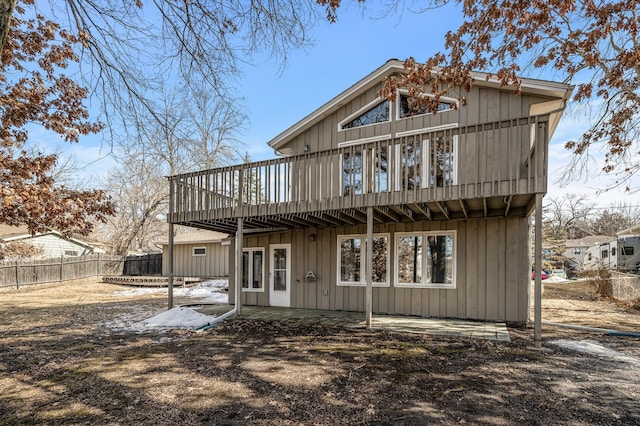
xmin=341 ymin=100 xmax=390 ymax=130
xmin=399 ymin=94 xmax=454 ymax=118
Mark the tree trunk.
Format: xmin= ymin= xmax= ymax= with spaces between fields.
xmin=0 ymin=0 xmax=16 ymax=57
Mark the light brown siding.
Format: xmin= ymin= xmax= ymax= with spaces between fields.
xmin=229 ymin=217 xmax=530 ymax=323
xmin=162 ymin=243 xmax=229 ymax=277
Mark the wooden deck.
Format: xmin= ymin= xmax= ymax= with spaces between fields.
xmin=168 ymin=115 xmax=549 ymax=233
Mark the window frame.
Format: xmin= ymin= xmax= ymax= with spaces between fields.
xmin=395 ymin=91 xmax=458 ymax=120
xmin=336 ymin=233 xmax=390 ymax=287
xmin=192 ymin=247 xmax=207 ymax=257
xmin=395 ymin=230 xmax=457 ymax=289
xmin=393 ymin=136 xmax=458 ymax=191
xmin=241 ymin=247 xmax=265 ymax=292
xmin=338 ymin=97 xmax=391 ymax=131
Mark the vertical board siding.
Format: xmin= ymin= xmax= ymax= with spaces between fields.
xmin=229 ymin=217 xmax=530 ymax=322
xmin=162 ymin=243 xmax=229 ymax=277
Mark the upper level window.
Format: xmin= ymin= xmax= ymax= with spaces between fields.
xmin=399 ymin=94 xmax=455 ymax=119
xmin=340 ymin=100 xmax=390 ymax=130
xmin=573 ymin=248 xmax=582 ymax=255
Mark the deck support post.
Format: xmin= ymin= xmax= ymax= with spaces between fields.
xmin=365 ymin=206 xmax=373 ymax=329
xmin=236 ymin=218 xmax=243 ymax=317
xmin=534 ymin=193 xmax=543 ymax=341
xmin=168 ymin=223 xmax=174 ymax=310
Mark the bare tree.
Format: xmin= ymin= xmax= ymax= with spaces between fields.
xmin=99 ymin=151 xmax=167 ymax=256
xmin=103 ymin=83 xmax=246 ymax=255
xmin=543 ymin=194 xmax=594 ymax=240
xmin=591 ymin=204 xmax=640 ymax=236
xmin=186 ymin=84 xmax=246 ymax=171
xmin=1 ymin=0 xmax=329 ymax=141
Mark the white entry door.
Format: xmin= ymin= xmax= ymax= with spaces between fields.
xmin=269 ymin=244 xmax=291 ymax=307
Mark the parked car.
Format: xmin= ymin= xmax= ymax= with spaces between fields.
xmin=551 ymin=269 xmax=567 ymax=279
xmin=531 ymin=270 xmax=548 ymax=280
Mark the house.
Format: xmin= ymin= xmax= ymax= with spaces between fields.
xmin=166 ymin=59 xmax=572 ymax=324
xmin=563 ymin=235 xmax=615 ymax=267
xmin=0 ymin=224 xmax=105 ymax=260
xmin=160 ymin=230 xmax=229 ymax=278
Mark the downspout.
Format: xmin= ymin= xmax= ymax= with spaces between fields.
xmin=196 ymin=218 xmax=244 ymax=329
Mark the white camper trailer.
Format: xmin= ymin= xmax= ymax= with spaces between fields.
xmin=583 ymin=235 xmax=640 ymax=272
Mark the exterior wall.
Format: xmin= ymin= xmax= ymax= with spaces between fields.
xmin=230 ymin=217 xmax=530 ymax=323
xmin=162 ymin=242 xmax=229 ymax=277
xmin=279 ymin=81 xmax=555 ymax=155
xmin=22 ymin=234 xmax=94 ymax=258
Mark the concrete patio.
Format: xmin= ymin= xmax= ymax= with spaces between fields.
xmin=195 ymin=305 xmax=511 ymax=342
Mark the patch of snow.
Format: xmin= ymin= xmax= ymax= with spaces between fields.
xmin=550 ymin=339 xmax=640 ymax=367
xmin=112 ymin=279 xmax=229 ymax=304
xmin=545 ymin=276 xmax=570 ymax=283
xmin=135 ymin=306 xmax=216 ymax=329
xmin=103 ymin=279 xmax=228 ymax=333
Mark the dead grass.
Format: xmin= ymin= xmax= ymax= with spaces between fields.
xmin=0 ymin=279 xmax=639 ymax=425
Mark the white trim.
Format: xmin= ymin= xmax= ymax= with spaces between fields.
xmin=337 ymin=134 xmax=392 ymax=148
xmin=192 ymin=246 xmax=207 ymax=257
xmin=241 ymin=248 xmax=265 ymax=292
xmin=269 ymin=244 xmax=291 ymax=307
xmin=394 ymin=230 xmax=457 ymax=289
xmin=395 ymin=123 xmax=459 ymax=138
xmin=338 ymin=97 xmax=391 ymax=132
xmin=336 ymin=233 xmax=390 ymax=287
xmin=396 ymin=91 xmax=459 ymax=120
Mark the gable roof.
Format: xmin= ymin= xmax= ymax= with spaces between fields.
xmin=564 ymin=235 xmax=615 ymax=248
xmin=267 ymin=58 xmax=573 ymax=153
xmin=0 ymin=225 xmax=101 ymax=251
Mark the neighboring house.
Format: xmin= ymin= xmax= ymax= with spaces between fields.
xmin=161 ymin=230 xmax=229 ymax=278
xmin=167 ymin=59 xmax=572 ymax=324
xmin=563 ymin=235 xmax=615 ymax=267
xmin=0 ymin=225 xmax=105 ymax=260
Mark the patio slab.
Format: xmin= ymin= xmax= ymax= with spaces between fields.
xmin=196 ymin=305 xmax=511 ymax=342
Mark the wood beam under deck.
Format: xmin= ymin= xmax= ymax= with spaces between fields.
xmin=374 ymin=206 xmax=401 ymax=222
xmin=411 ymin=203 xmax=432 ymax=221
xmin=459 ymin=200 xmax=469 ymax=219
xmin=436 ymin=201 xmax=450 ymax=220
xmin=325 ymin=210 xmax=357 ymax=226
xmin=341 ymin=208 xmax=369 ymax=224
xmin=390 ymin=204 xmax=415 ymax=221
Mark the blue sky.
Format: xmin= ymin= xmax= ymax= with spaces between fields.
xmin=53 ymin=2 xmax=638 ymax=206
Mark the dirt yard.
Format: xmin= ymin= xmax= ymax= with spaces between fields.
xmin=1 ymin=278 xmax=639 ymax=425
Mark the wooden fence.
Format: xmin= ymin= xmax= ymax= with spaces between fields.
xmin=0 ymin=254 xmax=123 ymax=289
xmin=123 ymin=253 xmax=162 ymax=276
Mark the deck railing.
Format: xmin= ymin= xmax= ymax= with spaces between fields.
xmin=169 ymin=115 xmax=548 ymax=222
